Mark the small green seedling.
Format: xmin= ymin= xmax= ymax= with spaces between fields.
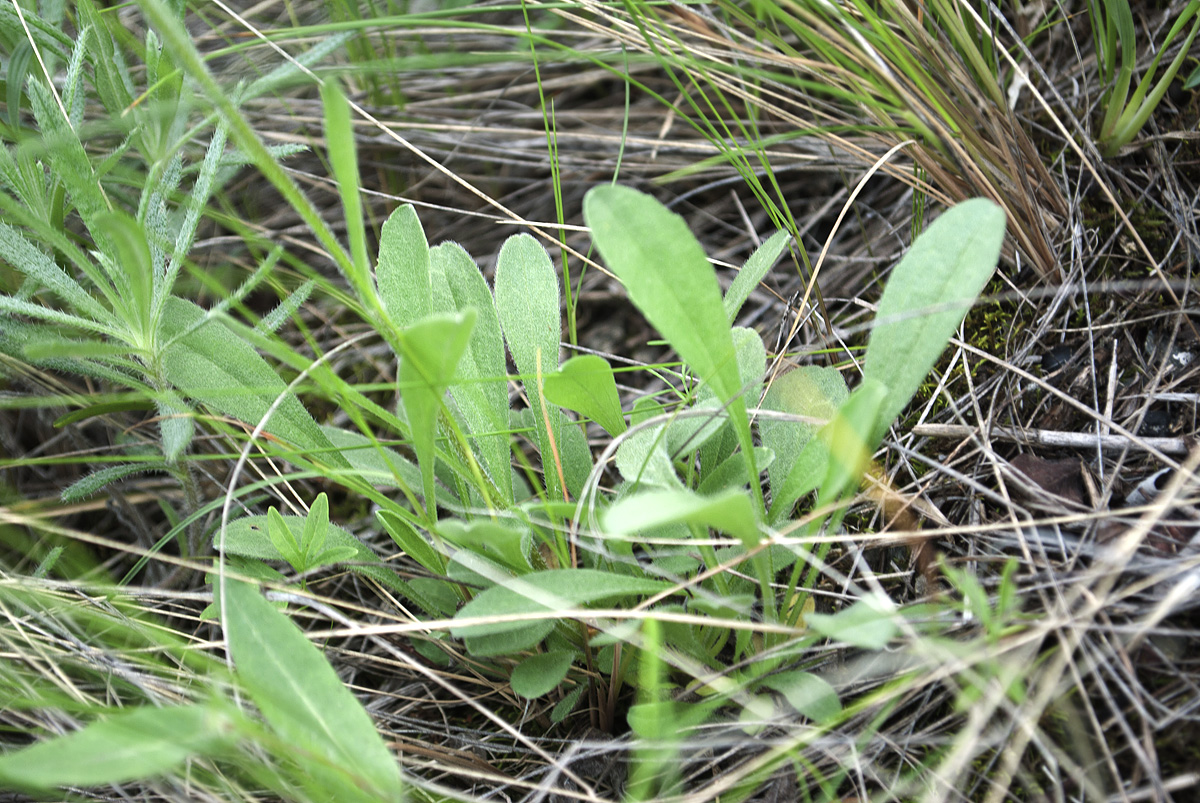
xmin=266 ymin=494 xmax=357 ymax=582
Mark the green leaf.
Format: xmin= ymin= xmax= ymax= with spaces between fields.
xmin=60 ymin=462 xmax=168 ymax=503
xmin=159 ymin=297 xmax=349 ymax=469
xmin=0 ymin=703 xmax=236 ymax=789
xmin=550 ymin=684 xmax=586 ymax=723
xmin=724 ymin=229 xmax=791 ymax=323
xmin=584 ymin=185 xmax=760 ymax=505
xmin=451 ymin=569 xmax=671 ymax=657
xmin=320 ymin=80 xmax=369 ymax=284
xmin=376 ymin=204 xmax=431 ymax=329
xmin=397 ymin=310 xmax=477 ymax=513
xmin=604 ymin=488 xmax=761 ymax=547
xmin=584 ymin=186 xmax=735 ymax=401
xmin=439 ymin=519 xmax=530 ymax=573
xmin=494 ymin=232 xmax=567 ymax=500
xmin=543 ymin=354 xmax=626 ymax=436
xmin=155 ymin=391 xmax=194 ymax=462
xmin=760 ymin=366 xmax=848 ymax=521
xmin=862 ymin=199 xmax=1004 ymax=446
xmin=1185 ymin=63 xmax=1200 ymax=90
xmin=266 ymin=506 xmax=303 ymax=569
xmin=222 ymin=579 xmax=403 ymax=799
xmin=615 ymin=421 xmax=683 ymax=490
xmin=429 ymin=242 xmax=513 ymax=502
xmin=760 ymin=671 xmax=841 ymax=724
xmin=302 ymin=492 xmax=330 ymax=560
xmin=807 ymin=596 xmax=896 ymax=650
xmin=96 ymin=210 xmax=154 ymax=339
xmin=221 ymin=514 xmax=373 ymax=569
xmin=815 ymin=379 xmax=886 ymax=507
xmin=377 ymin=509 xmax=444 ymax=575
xmin=511 ymin=650 xmax=575 ymax=698
xmin=0 ymin=221 xmax=112 ymax=324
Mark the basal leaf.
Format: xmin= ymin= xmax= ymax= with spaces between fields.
xmin=451 ymin=569 xmax=670 ymax=656
xmin=760 ymin=366 xmax=848 ymax=521
xmin=604 ymin=487 xmax=760 ymax=547
xmin=511 ymin=651 xmax=575 ymax=699
xmin=430 ymin=242 xmax=513 ymax=503
xmin=724 ymin=229 xmax=791 ymax=323
xmin=376 ymin=204 xmax=431 ymax=329
xmin=862 ymin=199 xmax=1004 ymax=445
xmin=760 ymin=670 xmax=841 ymax=724
xmin=222 ymin=579 xmax=403 ymax=799
xmin=584 ymin=185 xmax=759 ymax=502
xmin=494 ymin=233 xmax=567 ymax=500
xmin=0 ymin=703 xmax=236 ymax=789
xmin=807 ymin=595 xmax=897 ymax=650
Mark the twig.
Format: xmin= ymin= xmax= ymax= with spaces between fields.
xmin=910 ymin=423 xmax=1191 ymax=455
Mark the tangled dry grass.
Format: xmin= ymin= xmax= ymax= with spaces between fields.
xmin=2 ymin=1 xmax=1200 ymax=801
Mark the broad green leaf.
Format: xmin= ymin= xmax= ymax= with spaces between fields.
xmin=543 ymin=354 xmax=626 ymax=436
xmin=494 ymin=232 xmax=568 ymax=500
xmin=666 ymin=399 xmax=727 ymax=457
xmin=397 ymin=310 xmax=476 ymax=513
xmin=807 ymin=596 xmax=897 ymax=650
xmin=585 ymin=186 xmax=761 ymax=505
xmin=222 ymin=579 xmax=403 ymax=799
xmin=605 ymin=487 xmax=760 ymax=547
xmin=451 ymin=569 xmax=671 ymax=656
xmin=584 ymin=186 xmax=739 ymax=402
xmin=430 ymin=242 xmax=513 ymax=502
xmin=760 ymin=671 xmax=841 ymax=724
xmin=439 ymin=519 xmax=530 ymax=573
xmin=376 ymin=204 xmax=431 ymax=328
xmin=697 ymin=446 xmax=774 ymax=496
xmin=0 ymin=703 xmax=236 ymax=789
xmin=511 ymin=650 xmax=575 ymax=698
xmin=760 ymin=366 xmax=848 ymax=520
xmin=724 ymin=229 xmax=791 ymax=323
xmin=615 ymin=422 xmax=682 ymax=490
xmin=159 ymin=297 xmax=349 ymax=469
xmin=862 ymin=199 xmax=1004 ymax=445
xmin=320 ymin=81 xmax=369 ymax=283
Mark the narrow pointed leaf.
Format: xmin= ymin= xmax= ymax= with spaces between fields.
xmin=0 ymin=703 xmax=236 ymax=789
xmin=222 ymin=579 xmax=403 ymax=799
xmin=725 ymin=229 xmax=790 ymax=323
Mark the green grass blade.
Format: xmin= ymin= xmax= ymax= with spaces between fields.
xmin=320 ymin=80 xmax=370 ymax=283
